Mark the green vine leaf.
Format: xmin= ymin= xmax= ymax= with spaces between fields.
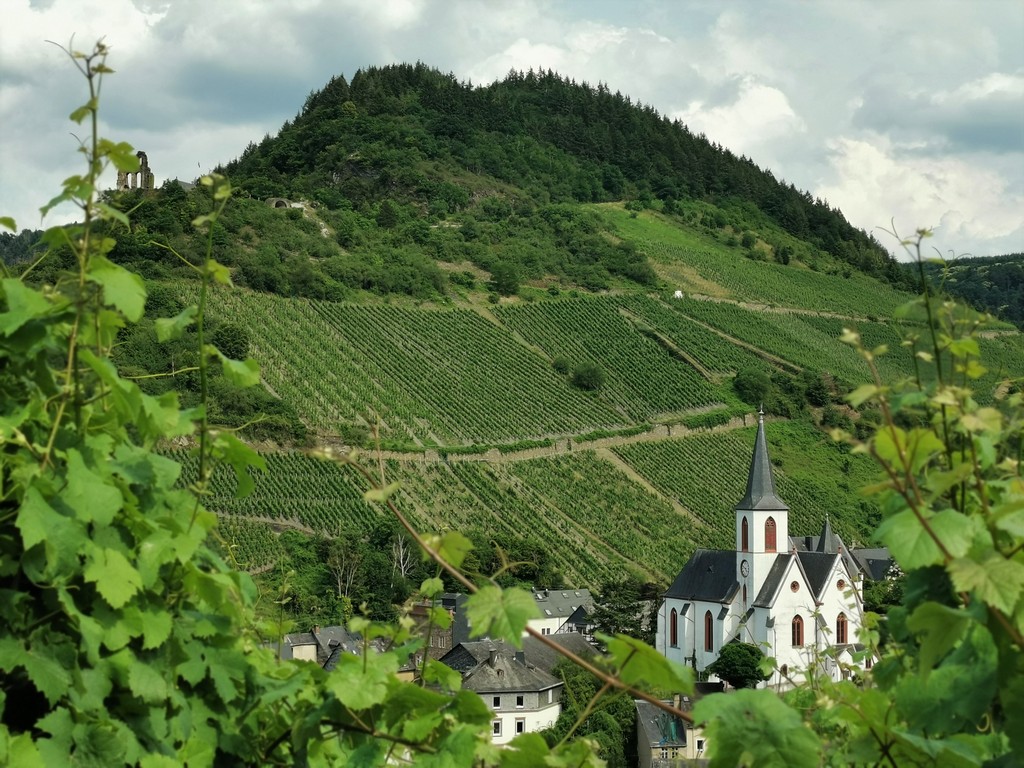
xmin=466 ymin=586 xmax=539 ymax=646
xmin=90 ymin=256 xmax=147 ymax=322
xmin=948 ymin=556 xmax=1024 ymax=616
xmin=83 ymin=548 xmax=143 ymax=609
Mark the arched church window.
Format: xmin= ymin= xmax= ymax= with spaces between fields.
xmin=704 ymin=610 xmax=713 ymax=652
xmin=670 ymin=608 xmax=678 ymax=647
xmin=836 ymin=612 xmax=848 ymax=644
xmin=741 ymin=516 xmax=749 ymax=551
xmin=765 ymin=517 xmax=777 ymax=552
xmin=792 ymin=614 xmax=804 ymax=646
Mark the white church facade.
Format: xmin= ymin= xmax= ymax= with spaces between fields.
xmin=656 ymin=412 xmax=878 ymax=688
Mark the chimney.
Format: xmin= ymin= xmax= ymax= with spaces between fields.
xmin=673 ymin=693 xmax=680 ymax=710
xmin=488 ymin=649 xmax=498 ymax=667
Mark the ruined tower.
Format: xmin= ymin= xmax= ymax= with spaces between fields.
xmin=116 ymin=150 xmax=156 ymax=191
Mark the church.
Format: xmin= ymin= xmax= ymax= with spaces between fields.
xmin=656 ymin=411 xmax=881 ymax=687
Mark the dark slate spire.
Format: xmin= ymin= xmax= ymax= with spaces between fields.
xmin=816 ymin=513 xmax=841 ymax=553
xmin=734 ymin=409 xmax=789 ymax=511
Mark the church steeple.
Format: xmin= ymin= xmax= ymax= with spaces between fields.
xmin=734 ymin=409 xmax=788 ymax=512
xmin=735 ymin=409 xmax=789 ymax=600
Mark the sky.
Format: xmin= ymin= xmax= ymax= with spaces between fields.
xmin=2 ymin=0 xmax=1022 ymax=260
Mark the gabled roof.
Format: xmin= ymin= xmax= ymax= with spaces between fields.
xmin=446 ymin=645 xmax=562 ymax=694
xmin=851 ymin=549 xmax=893 ymax=581
xmin=752 ymin=554 xmax=792 ymax=607
xmin=796 ymin=551 xmax=839 ymax=599
xmin=532 ymin=588 xmax=594 ymax=620
xmin=664 ymin=550 xmax=738 ymax=603
xmin=521 ymin=633 xmax=598 ymax=675
xmin=734 ymin=411 xmax=789 ymax=512
xmin=635 ymin=700 xmax=689 ymax=748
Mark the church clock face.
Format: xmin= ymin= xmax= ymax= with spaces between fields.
xmin=740 ymin=559 xmax=749 ymax=577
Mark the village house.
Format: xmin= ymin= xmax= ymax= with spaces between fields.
xmin=439 ymin=641 xmax=565 ymax=745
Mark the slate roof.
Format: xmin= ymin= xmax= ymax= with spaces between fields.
xmin=797 ymin=551 xmax=839 ymax=598
xmin=664 ymin=550 xmax=739 ymax=602
xmin=521 ymin=633 xmax=598 ymax=674
xmin=734 ymin=411 xmax=789 ymax=512
xmin=752 ymin=554 xmax=792 ymax=607
xmin=446 ymin=645 xmax=562 ymax=694
xmin=635 ymin=700 xmax=690 ymax=748
xmin=532 ymin=588 xmax=594 ymax=620
xmin=279 ymin=625 xmax=364 ymax=667
xmin=440 ymin=635 xmax=598 ymax=677
xmin=851 ymin=548 xmax=893 ymax=581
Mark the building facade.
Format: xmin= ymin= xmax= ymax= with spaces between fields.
xmin=656 ymin=411 xmax=876 ymax=687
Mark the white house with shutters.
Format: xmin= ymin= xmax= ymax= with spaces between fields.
xmin=656 ymin=411 xmax=880 ymax=687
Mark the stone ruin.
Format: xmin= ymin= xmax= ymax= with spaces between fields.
xmin=117 ymin=150 xmax=156 ymax=191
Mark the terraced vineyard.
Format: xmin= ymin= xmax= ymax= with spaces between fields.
xmin=168 ymin=226 xmax=1024 ymax=595
xmin=612 ymin=420 xmax=881 ymax=549
xmin=190 ymin=416 xmax=887 ymax=588
xmin=494 ymin=295 xmax=721 ymax=420
xmin=191 ymin=286 xmax=625 ymax=445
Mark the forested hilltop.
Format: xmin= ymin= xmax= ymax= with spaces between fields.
xmin=919 ymin=252 xmax=1024 ymax=330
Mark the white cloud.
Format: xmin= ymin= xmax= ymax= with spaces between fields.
xmin=674 ymin=78 xmax=806 ymax=162
xmin=818 ymin=135 xmax=1024 ymax=258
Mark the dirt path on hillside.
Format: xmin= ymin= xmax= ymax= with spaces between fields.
xmin=593 ymin=447 xmax=707 ymax=531
xmin=687 ymin=292 xmax=873 ymax=323
xmin=313 ymin=413 xmax=756 ymax=465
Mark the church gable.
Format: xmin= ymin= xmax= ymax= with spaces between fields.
xmin=795 ymin=551 xmax=840 ymax=601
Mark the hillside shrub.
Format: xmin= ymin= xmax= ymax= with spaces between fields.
xmin=733 ymin=367 xmax=771 ymax=405
xmin=571 ymin=361 xmax=605 ymax=391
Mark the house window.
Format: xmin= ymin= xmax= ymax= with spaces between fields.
xmin=836 ymin=612 xmax=848 ymax=644
xmin=492 ymin=720 xmax=501 ymax=737
xmin=741 ymin=516 xmax=749 ymax=551
xmin=792 ymin=614 xmax=804 ymax=647
xmin=515 ymin=718 xmax=526 ymax=734
xmin=790 ymin=581 xmax=800 ymax=593
xmin=670 ymin=608 xmax=678 ymax=647
xmin=765 ymin=517 xmax=777 ymax=552
xmin=704 ymin=610 xmax=713 ymax=652
xmin=516 ymin=695 xmax=524 ymax=709
xmin=547 ymin=689 xmax=553 ymax=704
xmin=742 ymin=584 xmax=747 ymax=606
xmin=697 ymin=739 xmax=705 ymax=752
xmin=492 ymin=696 xmax=500 ymax=709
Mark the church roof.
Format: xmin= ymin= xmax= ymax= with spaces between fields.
xmin=816 ymin=515 xmax=841 ymax=553
xmin=734 ymin=411 xmax=789 ymax=512
xmin=796 ymin=551 xmax=839 ymax=598
xmin=664 ymin=549 xmax=738 ymax=603
xmin=851 ymin=548 xmax=893 ymax=581
xmin=752 ymin=554 xmax=792 ymax=607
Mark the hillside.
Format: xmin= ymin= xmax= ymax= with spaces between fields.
xmin=5 ymin=63 xmax=1022 ymax=627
